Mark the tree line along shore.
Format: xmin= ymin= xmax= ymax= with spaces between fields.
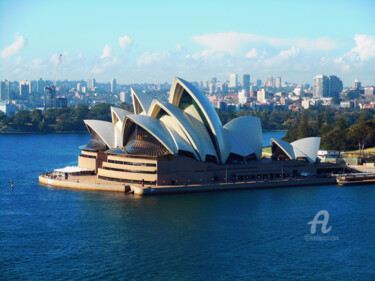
xmin=1 ymin=103 xmax=375 ymax=152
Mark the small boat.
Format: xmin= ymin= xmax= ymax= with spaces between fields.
xmin=336 ymin=173 xmax=375 ymax=186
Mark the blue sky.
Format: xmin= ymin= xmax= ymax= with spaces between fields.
xmin=1 ymin=0 xmax=374 ymax=86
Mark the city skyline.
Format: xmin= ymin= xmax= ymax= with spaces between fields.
xmin=1 ymin=0 xmax=375 ymax=86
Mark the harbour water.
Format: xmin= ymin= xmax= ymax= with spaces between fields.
xmin=1 ymin=133 xmax=375 ymax=280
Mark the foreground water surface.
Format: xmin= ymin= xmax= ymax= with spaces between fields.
xmin=1 ymin=133 xmax=375 ymax=280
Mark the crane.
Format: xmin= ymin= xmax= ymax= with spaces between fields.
xmin=44 ymin=54 xmax=62 ymax=109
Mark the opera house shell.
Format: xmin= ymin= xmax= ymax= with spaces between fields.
xmin=77 ymin=77 xmax=325 ymax=187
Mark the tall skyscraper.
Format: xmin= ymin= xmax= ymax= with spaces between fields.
xmin=37 ymin=78 xmax=45 ymax=95
xmin=120 ymin=91 xmax=131 ymax=103
xmin=0 ymin=80 xmax=10 ymax=101
xmin=255 ymin=79 xmax=262 ymax=88
xmin=365 ymin=86 xmax=375 ymax=97
xmin=87 ymin=78 xmax=96 ymax=90
xmin=313 ymin=75 xmax=343 ymax=98
xmin=352 ymin=79 xmax=361 ymax=90
xmin=266 ymin=77 xmax=274 ymax=87
xmin=209 ymin=83 xmax=215 ymax=94
xmin=77 ymin=83 xmax=81 ymax=92
xmin=242 ymin=74 xmax=250 ymax=92
xmin=229 ymin=73 xmax=238 ymax=88
xmin=329 ymin=76 xmax=343 ymax=97
xmin=20 ymin=80 xmax=31 ymax=100
xmin=30 ymin=81 xmax=37 ymax=93
xmin=275 ymin=76 xmax=281 ymax=88
xmin=111 ymin=78 xmax=117 ymax=93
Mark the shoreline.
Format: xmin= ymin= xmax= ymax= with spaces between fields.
xmin=39 ymin=174 xmax=337 ymax=196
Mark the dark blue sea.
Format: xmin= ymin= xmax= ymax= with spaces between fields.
xmin=1 ymin=132 xmax=375 ymax=280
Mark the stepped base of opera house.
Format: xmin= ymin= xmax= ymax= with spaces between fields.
xmin=39 ymin=77 xmax=351 ymax=195
xmin=39 ymin=152 xmax=346 ymax=195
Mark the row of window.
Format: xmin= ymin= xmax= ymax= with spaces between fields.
xmin=102 ymin=166 xmax=156 ymax=174
xmin=107 ymin=159 xmax=156 ymax=167
xmin=98 ymin=176 xmax=156 ymax=185
xmin=79 ymin=154 xmax=96 ymax=159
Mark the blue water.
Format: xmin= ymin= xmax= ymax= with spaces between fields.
xmin=1 ymin=133 xmax=375 ymax=280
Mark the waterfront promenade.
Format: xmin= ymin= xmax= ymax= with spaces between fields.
xmin=39 ymin=173 xmax=336 ymax=195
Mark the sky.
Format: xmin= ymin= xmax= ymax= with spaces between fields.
xmin=1 ymin=0 xmax=375 ymax=86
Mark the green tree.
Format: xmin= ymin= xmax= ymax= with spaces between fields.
xmin=30 ymin=109 xmax=43 ymax=130
xmin=297 ymin=113 xmax=312 ymax=139
xmin=119 ymin=102 xmax=134 ymax=113
xmin=44 ymin=108 xmax=59 ymax=124
xmin=13 ymin=110 xmax=31 ymax=130
xmin=347 ymin=121 xmax=375 ymax=153
xmin=321 ymin=129 xmax=348 ymax=150
xmin=89 ymin=103 xmax=112 ymax=121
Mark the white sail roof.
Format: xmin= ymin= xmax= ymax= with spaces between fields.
xmin=169 ymin=77 xmax=228 ymax=163
xmin=224 ymin=128 xmax=255 ymax=157
xmin=111 ymin=107 xmax=132 ymax=147
xmin=148 ymin=99 xmax=218 ymax=162
xmin=131 ymin=88 xmax=153 ymax=115
xmin=123 ymin=114 xmax=178 ymax=154
xmin=271 ymin=137 xmax=321 ymax=163
xmin=224 ymin=116 xmax=263 ymax=160
xmin=84 ymin=120 xmax=115 ymax=149
xmin=291 ymin=137 xmax=321 ymax=163
xmin=271 ymin=138 xmax=295 ymax=159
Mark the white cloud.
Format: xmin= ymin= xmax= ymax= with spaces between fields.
xmin=245 ymin=48 xmax=258 ymax=58
xmin=100 ymin=44 xmax=112 ymax=59
xmin=334 ymin=34 xmax=375 ymax=74
xmin=92 ymin=65 xmax=103 ymax=74
xmin=1 ymin=35 xmax=26 ymax=58
xmin=191 ymin=32 xmax=337 ymax=54
xmin=344 ymin=34 xmax=375 ymax=61
xmin=50 ymin=53 xmax=60 ymax=62
xmin=118 ymin=35 xmax=132 ymax=49
xmin=279 ymin=47 xmax=300 ymax=58
xmin=175 ymin=43 xmax=182 ymax=51
xmin=138 ymin=51 xmax=170 ymax=66
xmin=102 ymin=57 xmax=119 ymax=67
xmin=32 ymin=58 xmax=44 ymax=65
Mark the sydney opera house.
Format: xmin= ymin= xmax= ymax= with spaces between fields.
xmin=67 ymin=77 xmax=343 ymax=192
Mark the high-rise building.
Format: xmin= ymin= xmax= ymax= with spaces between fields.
xmin=77 ymin=83 xmax=81 ymax=92
xmin=255 ymin=79 xmax=262 ymax=88
xmin=87 ymin=78 xmax=96 ymax=90
xmin=229 ymin=73 xmax=238 ymax=88
xmin=120 ymin=91 xmax=131 ymax=103
xmin=30 ymin=81 xmax=37 ymax=93
xmin=275 ymin=76 xmax=281 ymax=88
xmin=313 ymin=75 xmax=343 ymax=98
xmin=209 ymin=77 xmax=217 ymax=85
xmin=20 ymin=80 xmax=31 ymax=100
xmin=209 ymin=83 xmax=215 ymax=94
xmin=0 ymin=80 xmax=10 ymax=101
xmin=352 ymin=79 xmax=361 ymax=90
xmin=365 ymin=86 xmax=375 ymax=97
xmin=242 ymin=74 xmax=250 ymax=92
xmin=266 ymin=77 xmax=274 ymax=87
xmin=111 ymin=78 xmax=117 ymax=93
xmin=257 ymin=89 xmax=266 ymax=102
xmin=238 ymin=89 xmax=249 ymax=104
xmin=329 ymin=76 xmax=343 ymax=97
xmin=37 ymin=78 xmax=45 ymax=95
